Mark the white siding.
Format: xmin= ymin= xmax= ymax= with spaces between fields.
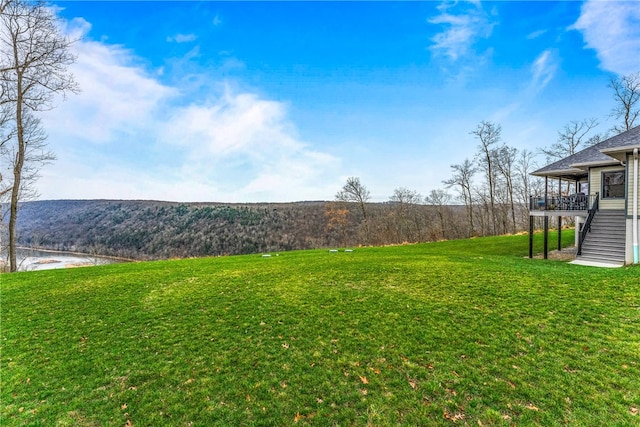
xmin=590 ymin=165 xmax=626 ymax=210
xmin=626 ymin=218 xmax=634 ymax=264
xmin=628 ymin=154 xmax=640 ymax=264
xmin=628 ymin=153 xmax=640 ymax=217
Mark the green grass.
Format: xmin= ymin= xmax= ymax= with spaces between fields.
xmin=2 ymin=231 xmax=639 ymax=426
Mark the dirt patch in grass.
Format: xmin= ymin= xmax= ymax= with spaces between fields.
xmin=532 ymin=246 xmax=577 ymax=261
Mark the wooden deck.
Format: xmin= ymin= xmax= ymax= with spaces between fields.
xmin=529 ymin=209 xmax=588 ymax=217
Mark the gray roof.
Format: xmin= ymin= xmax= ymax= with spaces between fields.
xmin=532 ymin=125 xmax=640 ymax=178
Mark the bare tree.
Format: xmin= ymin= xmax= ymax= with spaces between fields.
xmin=472 ymin=121 xmax=501 ymax=235
xmin=424 ymin=188 xmax=451 ymax=240
xmin=389 ymin=187 xmax=423 ymax=242
xmin=494 ymin=144 xmax=518 ymax=234
xmin=0 ymin=0 xmax=78 ymax=272
xmin=514 ymin=148 xmax=542 ymax=222
xmin=336 ymin=176 xmax=370 ymax=219
xmin=539 ymin=118 xmax=604 ymax=199
xmin=443 ymin=159 xmax=476 ymax=237
xmin=324 ymin=202 xmax=350 ymax=247
xmin=389 ymin=187 xmax=422 ymax=206
xmin=609 ymin=72 xmax=640 ymax=133
xmin=540 ymin=118 xmax=600 ymax=161
xmin=335 ymin=176 xmax=371 ymax=242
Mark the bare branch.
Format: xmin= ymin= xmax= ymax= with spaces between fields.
xmin=335 ymin=176 xmax=371 ymax=242
xmin=540 ymin=118 xmax=600 ymax=161
xmin=609 ymin=72 xmax=640 ymax=133
xmin=336 ymin=176 xmax=370 ymax=219
xmin=471 ymin=121 xmax=501 ymax=235
xmin=443 ymin=159 xmax=476 ymax=237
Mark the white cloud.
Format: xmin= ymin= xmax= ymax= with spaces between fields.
xmin=63 ymin=16 xmax=92 ymax=39
xmin=43 ymin=40 xmax=175 ymax=144
xmin=39 ymin=23 xmax=339 ymax=203
xmin=487 ymin=50 xmax=556 ymax=123
xmin=572 ymin=0 xmax=640 ymax=75
xmin=167 ymin=33 xmax=197 ymax=43
xmin=159 ymin=89 xmax=340 ymax=201
xmin=163 ymin=91 xmax=295 ymax=156
xmin=529 ymin=49 xmax=556 ymax=94
xmin=428 ymin=1 xmax=495 ymax=61
xmin=526 ymin=29 xmax=547 ymax=40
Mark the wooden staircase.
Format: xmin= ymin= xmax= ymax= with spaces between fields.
xmin=577 ymin=210 xmax=626 ymax=265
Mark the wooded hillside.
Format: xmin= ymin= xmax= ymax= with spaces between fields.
xmin=10 ymin=199 xmax=475 ymax=260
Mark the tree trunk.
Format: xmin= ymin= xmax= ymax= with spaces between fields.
xmin=465 ymin=187 xmax=474 ymax=237
xmin=9 ymin=94 xmax=24 ymax=272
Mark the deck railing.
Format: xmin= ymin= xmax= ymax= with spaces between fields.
xmin=529 ymin=193 xmax=595 ymax=212
xmin=577 ymin=193 xmax=599 ymax=255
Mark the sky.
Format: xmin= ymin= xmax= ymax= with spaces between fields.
xmin=33 ymin=0 xmax=640 ymax=203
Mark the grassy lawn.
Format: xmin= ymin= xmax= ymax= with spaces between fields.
xmin=2 ymin=231 xmax=639 ymax=426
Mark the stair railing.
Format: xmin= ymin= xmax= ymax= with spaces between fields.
xmin=577 ymin=192 xmax=599 ymax=255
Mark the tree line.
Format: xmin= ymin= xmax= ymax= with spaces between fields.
xmin=334 ymin=71 xmax=639 ymax=241
xmin=10 ymin=199 xmax=468 ymax=260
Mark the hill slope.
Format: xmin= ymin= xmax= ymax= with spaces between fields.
xmin=2 ymin=233 xmax=639 ymax=425
xmin=12 ymin=199 xmax=467 ymax=260
xmin=13 ymin=200 xmax=341 ymax=259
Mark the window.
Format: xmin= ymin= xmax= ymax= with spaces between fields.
xmin=602 ymin=170 xmax=625 ymax=198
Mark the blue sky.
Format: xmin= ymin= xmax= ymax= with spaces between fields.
xmin=38 ymin=1 xmax=640 ymax=202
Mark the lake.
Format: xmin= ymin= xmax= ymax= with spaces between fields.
xmin=2 ymin=248 xmax=124 ymax=272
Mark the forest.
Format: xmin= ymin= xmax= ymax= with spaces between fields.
xmin=12 ymin=199 xmax=475 ymax=260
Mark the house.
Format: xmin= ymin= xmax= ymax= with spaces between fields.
xmin=529 ymin=125 xmax=640 ymax=266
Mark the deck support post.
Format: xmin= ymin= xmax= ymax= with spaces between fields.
xmin=529 ymin=216 xmax=534 ymax=258
xmin=558 ymin=177 xmax=562 ymax=209
xmin=544 ymin=177 xmax=548 ymax=210
xmin=543 ymin=216 xmax=549 ymax=259
xmin=558 ymin=177 xmax=562 ymax=198
xmin=558 ymin=216 xmax=562 ymax=251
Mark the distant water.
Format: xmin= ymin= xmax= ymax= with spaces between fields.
xmin=1 ymin=248 xmax=122 ymax=272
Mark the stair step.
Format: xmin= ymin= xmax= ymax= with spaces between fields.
xmin=584 ymin=242 xmax=625 ymax=247
xmin=578 ymin=256 xmax=625 ymax=264
xmin=581 ymin=251 xmax=625 ymax=259
xmin=578 ymin=210 xmax=627 ymax=264
xmin=579 ymin=245 xmax=624 ymax=252
xmin=588 ymin=232 xmax=625 ymax=238
xmin=581 ymin=249 xmax=625 ymax=255
xmin=581 ymin=251 xmax=625 ymax=257
xmin=587 ymin=238 xmax=625 ymax=244
xmin=584 ymin=235 xmax=624 ymax=240
xmin=577 ymin=256 xmax=625 ymax=265
xmin=593 ymin=211 xmax=625 ymax=214
xmin=584 ymin=242 xmax=624 ymax=247
xmin=579 ymin=251 xmax=624 ymax=258
xmin=582 ymin=242 xmax=626 ymax=253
